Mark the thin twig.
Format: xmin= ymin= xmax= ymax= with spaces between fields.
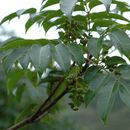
xmin=6 ymin=78 xmax=66 ymax=130
xmin=30 ymin=77 xmax=65 ymax=120
xmin=35 ymin=87 xmax=69 ymax=121
xmin=7 ymin=117 xmax=32 ymax=130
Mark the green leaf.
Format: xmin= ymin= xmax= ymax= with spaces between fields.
xmin=67 ymin=43 xmax=84 ymax=66
xmin=60 ymin=0 xmax=78 ymax=17
xmin=116 ymin=65 xmax=130 ymax=79
xmin=30 ymin=45 xmax=51 ymax=71
xmin=16 ymin=8 xmax=36 ymax=16
xmin=84 ymin=89 xmax=96 ymax=107
xmin=112 ymin=24 xmax=130 ymax=31
xmin=84 ymin=66 xmax=106 ymax=89
xmin=25 ymin=10 xmax=63 ymax=32
xmin=87 ymin=38 xmax=102 ymax=58
xmin=89 ymin=0 xmax=102 ymax=10
xmin=92 ymin=19 xmax=117 ymax=30
xmin=41 ymin=0 xmax=59 ymax=9
xmin=7 ymin=70 xmax=24 ymax=94
xmin=54 ymin=43 xmax=71 ymax=71
xmin=1 ymin=8 xmax=36 ymax=24
xmin=25 ymin=70 xmax=39 ymax=87
xmin=44 ymin=10 xmax=63 ymax=22
xmin=1 ymin=37 xmax=57 ymax=50
xmin=25 ymin=15 xmax=44 ymax=32
xmin=0 ymin=13 xmax=17 ymax=24
xmin=103 ymin=40 xmax=112 ymax=48
xmin=110 ymin=29 xmax=130 ymax=58
xmin=16 ymin=83 xmax=26 ymax=102
xmin=74 ymin=4 xmax=85 ymax=11
xmin=113 ymin=0 xmax=130 ymax=13
xmin=42 ymin=16 xmax=66 ymax=32
xmin=84 ymin=66 xmax=101 ymax=83
xmin=72 ymin=15 xmax=86 ymax=22
xmin=97 ymin=74 xmax=116 ymax=123
xmin=90 ymin=12 xmax=129 ymax=22
xmin=119 ymin=84 xmax=130 ymax=108
xmin=19 ymin=53 xmax=30 ymax=69
xmin=104 ymin=56 xmax=126 ymax=66
xmin=3 ymin=47 xmax=28 ymax=72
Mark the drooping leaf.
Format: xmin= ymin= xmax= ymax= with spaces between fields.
xmin=87 ymin=38 xmax=102 ymax=58
xmin=54 ymin=43 xmax=71 ymax=71
xmin=16 ymin=83 xmax=26 ymax=102
xmin=3 ymin=47 xmax=28 ymax=72
xmin=25 ymin=10 xmax=63 ymax=32
xmin=90 ymin=12 xmax=129 ymax=22
xmin=117 ymin=65 xmax=130 ymax=108
xmin=19 ymin=53 xmax=30 ymax=69
xmin=7 ymin=70 xmax=24 ymax=94
xmin=30 ymin=45 xmax=51 ymax=71
xmin=92 ymin=19 xmax=117 ymax=30
xmin=113 ymin=0 xmax=130 ymax=13
xmin=74 ymin=4 xmax=85 ymax=11
xmin=89 ymin=0 xmax=102 ymax=10
xmin=67 ymin=43 xmax=84 ymax=66
xmin=0 ymin=13 xmax=16 ymax=24
xmin=84 ymin=89 xmax=96 ymax=107
xmin=110 ymin=29 xmax=130 ymax=59
xmin=0 ymin=8 xmax=36 ymax=24
xmin=104 ymin=56 xmax=126 ymax=66
xmin=60 ymin=0 xmax=78 ymax=17
xmin=41 ymin=0 xmax=59 ymax=10
xmin=119 ymin=83 xmax=130 ymax=108
xmin=84 ymin=66 xmax=106 ymax=90
xmin=44 ymin=10 xmax=63 ymax=22
xmin=84 ymin=66 xmax=100 ymax=83
xmin=25 ymin=14 xmax=44 ymax=32
xmin=16 ymin=8 xmax=36 ymax=16
xmin=97 ymin=74 xmax=116 ymax=123
xmin=25 ymin=70 xmax=39 ymax=87
xmin=72 ymin=15 xmax=86 ymax=22
xmin=1 ymin=37 xmax=57 ymax=50
xmin=103 ymin=40 xmax=113 ymax=48
xmin=115 ymin=65 xmax=130 ymax=79
xmin=42 ymin=15 xmax=66 ymax=33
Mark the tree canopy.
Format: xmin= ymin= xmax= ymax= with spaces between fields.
xmin=1 ymin=0 xmax=130 ymax=130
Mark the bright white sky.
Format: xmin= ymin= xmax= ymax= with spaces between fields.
xmin=0 ymin=0 xmax=53 ymax=39
xmin=0 ymin=0 xmax=130 ymax=40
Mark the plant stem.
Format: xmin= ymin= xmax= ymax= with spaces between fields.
xmin=6 ymin=78 xmax=66 ymax=130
